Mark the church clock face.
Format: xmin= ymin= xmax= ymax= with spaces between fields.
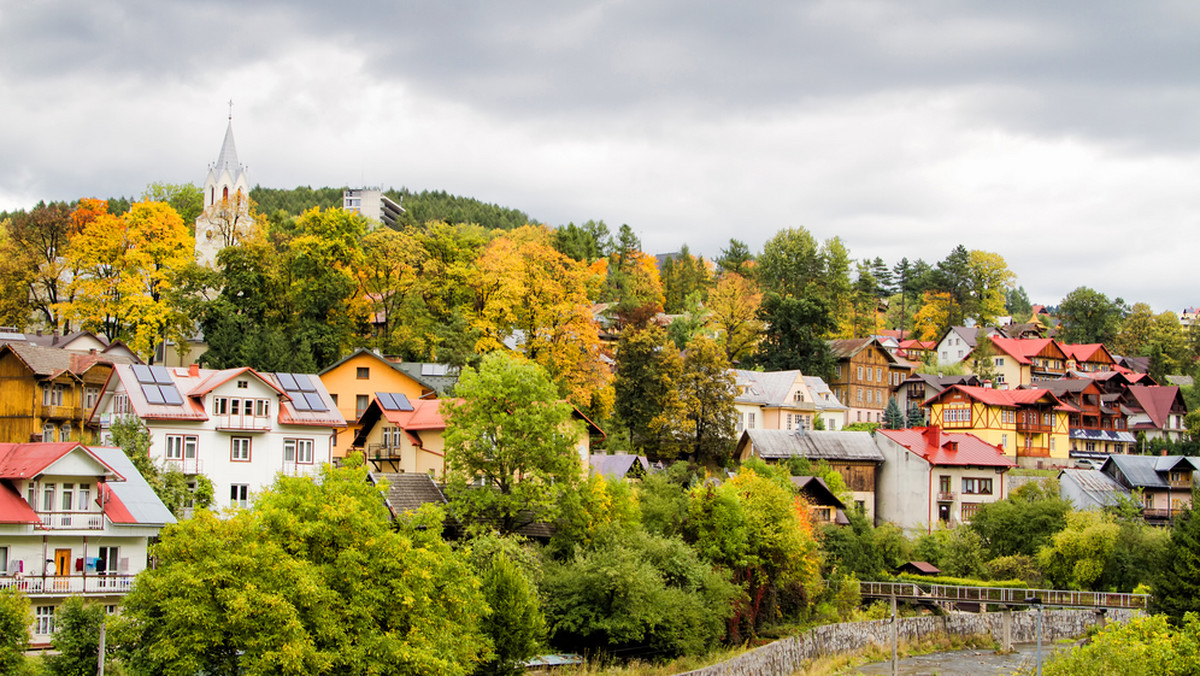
xmin=206 ymin=229 xmax=213 ymax=240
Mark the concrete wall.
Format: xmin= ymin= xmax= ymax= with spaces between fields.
xmin=677 ymin=609 xmax=1137 ymax=676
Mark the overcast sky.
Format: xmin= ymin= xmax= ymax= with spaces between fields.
xmin=3 ymin=1 xmax=1200 ymax=312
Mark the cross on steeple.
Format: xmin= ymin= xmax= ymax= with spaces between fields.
xmin=228 ymin=99 xmax=233 ymax=120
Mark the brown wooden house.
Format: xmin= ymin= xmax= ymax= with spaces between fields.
xmin=827 ymin=337 xmax=914 ymax=425
xmin=0 ymin=343 xmax=132 ymax=444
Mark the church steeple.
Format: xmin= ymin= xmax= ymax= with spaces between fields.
xmin=213 ymin=120 xmax=244 ymax=186
xmin=196 ymin=110 xmax=254 ymax=267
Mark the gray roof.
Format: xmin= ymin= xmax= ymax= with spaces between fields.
xmin=92 ymin=447 xmax=176 ymax=526
xmin=1104 ymin=454 xmax=1200 ymax=489
xmin=741 ymin=429 xmax=883 ymax=463
xmin=369 ymin=472 xmax=447 ymax=518
xmin=734 ymin=369 xmax=803 ymax=406
xmin=803 ymin=376 xmax=848 ymax=411
xmin=589 ymin=454 xmax=650 ymax=479
xmin=212 ymin=120 xmax=245 ymax=184
xmin=1069 ymin=429 xmax=1137 ymax=443
xmin=1059 ymin=468 xmax=1129 ymax=510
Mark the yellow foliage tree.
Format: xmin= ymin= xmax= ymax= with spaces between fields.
xmin=469 ymin=225 xmax=611 ymax=415
xmin=912 ymin=291 xmax=955 ymax=342
xmin=61 ymin=201 xmax=193 ymax=360
xmin=704 ymin=272 xmax=763 ymax=363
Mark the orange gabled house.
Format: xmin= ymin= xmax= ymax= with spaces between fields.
xmin=979 ymin=337 xmax=1071 ymax=387
xmin=317 ymin=349 xmax=443 ymax=459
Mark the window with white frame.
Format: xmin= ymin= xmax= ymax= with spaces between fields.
xmin=296 ymin=439 xmax=314 ymax=464
xmin=78 ymin=484 xmax=90 ymax=511
xmin=231 ymin=437 xmax=251 ymax=461
xmin=97 ymin=546 xmax=118 ymax=575
xmin=35 ymin=606 xmax=54 ymax=634
xmin=748 ymin=413 xmax=756 ymax=429
xmin=230 ymin=484 xmax=249 ymax=509
xmin=962 ymin=477 xmax=993 ymax=495
xmin=59 ymin=424 xmax=70 ymax=442
xmin=84 ymin=386 xmax=100 ymax=410
xmin=42 ymin=422 xmax=54 ymax=442
xmin=113 ymin=394 xmax=130 ymax=415
xmin=165 ymin=435 xmax=198 ymax=461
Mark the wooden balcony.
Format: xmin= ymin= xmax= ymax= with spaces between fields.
xmin=0 ymin=574 xmax=135 ymax=597
xmin=37 ymin=404 xmax=82 ymax=420
xmin=1144 ymin=508 xmax=1186 ymax=521
xmin=34 ymin=511 xmax=104 ymax=530
xmin=1169 ymin=479 xmax=1193 ymax=490
xmin=1016 ymin=419 xmax=1052 ymax=433
xmin=1020 ymin=446 xmax=1050 ymax=458
xmin=367 ymin=443 xmax=403 ymax=459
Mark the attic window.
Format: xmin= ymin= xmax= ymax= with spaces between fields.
xmin=356 ymin=367 xmax=369 ymax=380
xmin=237 ymin=380 xmax=248 ymax=389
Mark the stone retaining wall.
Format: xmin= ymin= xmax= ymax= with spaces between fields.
xmin=677 ymin=609 xmax=1138 ymax=676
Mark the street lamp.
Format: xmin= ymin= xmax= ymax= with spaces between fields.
xmin=1025 ymin=596 xmax=1043 ymax=676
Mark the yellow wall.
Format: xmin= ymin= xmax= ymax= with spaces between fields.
xmin=319 ymin=353 xmax=433 ymax=458
xmin=930 ymin=400 xmax=1070 ymax=464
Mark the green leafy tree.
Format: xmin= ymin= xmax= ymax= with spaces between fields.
xmin=1042 ymin=613 xmax=1200 ymax=676
xmin=1037 ymin=510 xmax=1119 ymax=590
xmin=1006 ymin=286 xmax=1032 ymax=321
xmin=660 ymin=244 xmax=712 ymax=314
xmin=443 ymin=353 xmax=582 ymax=535
xmin=553 ymin=220 xmax=611 ymax=262
xmin=0 ymin=588 xmax=31 ymax=675
xmin=969 ymin=327 xmax=998 ymax=382
xmin=1057 ymin=286 xmax=1127 ymax=345
xmin=142 ymin=182 xmax=204 ymax=225
xmin=113 ymin=461 xmax=490 ymax=675
xmin=675 ymin=335 xmax=736 ymax=465
xmin=46 ymin=596 xmax=106 ymax=676
xmin=109 ymin=415 xmax=213 ymax=517
xmin=613 ymin=325 xmax=685 ymax=458
xmin=969 ymin=479 xmax=1071 ymax=559
xmin=476 ymin=553 xmax=545 ymax=676
xmin=716 ymin=238 xmax=753 ymax=277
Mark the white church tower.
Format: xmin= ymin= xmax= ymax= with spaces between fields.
xmin=195 ymin=108 xmax=254 ymax=267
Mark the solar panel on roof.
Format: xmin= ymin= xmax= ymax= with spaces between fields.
xmin=132 ymin=365 xmax=155 ymax=384
xmin=391 ymin=393 xmax=413 ymax=411
xmin=377 ymin=392 xmax=397 ymax=410
xmin=161 ymin=386 xmax=184 ymax=406
xmin=303 ymin=392 xmax=327 ymax=411
xmin=142 ymin=384 xmax=166 ymax=404
xmin=293 ymin=374 xmax=317 ymax=392
xmin=150 ymin=365 xmax=173 ymax=385
xmin=291 ymin=395 xmax=311 ymax=411
xmin=277 ymin=372 xmax=298 ymax=391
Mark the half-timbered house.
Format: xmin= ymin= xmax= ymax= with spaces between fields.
xmin=925 ymin=385 xmax=1071 ymax=467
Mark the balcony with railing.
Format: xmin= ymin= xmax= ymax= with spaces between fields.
xmin=367 ymin=443 xmax=403 ymax=460
xmin=0 ymin=574 xmax=135 ymax=597
xmin=34 ymin=511 xmax=104 ymax=530
xmin=1144 ymin=508 xmax=1186 ymax=521
xmin=1020 ymin=446 xmax=1050 ymax=457
xmin=937 ymin=491 xmax=956 ymax=502
xmin=1169 ymin=478 xmax=1193 ymax=490
xmin=37 ymin=404 xmax=82 ymax=420
xmin=213 ymin=414 xmax=271 ymax=432
xmin=1016 ymin=417 xmax=1053 ymax=433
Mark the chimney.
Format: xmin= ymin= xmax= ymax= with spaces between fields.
xmin=922 ymin=426 xmax=941 ymax=448
xmin=189 ymin=363 xmax=200 ymax=377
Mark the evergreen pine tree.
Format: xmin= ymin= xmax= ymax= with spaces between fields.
xmin=906 ymin=404 xmax=926 ymax=428
xmin=883 ymin=397 xmax=905 ymax=429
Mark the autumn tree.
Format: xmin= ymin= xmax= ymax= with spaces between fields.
xmin=603 ymin=226 xmax=665 ymax=330
xmin=469 ymin=226 xmax=610 ymax=415
xmin=142 ymin=182 xmax=204 ymax=225
xmin=674 ymin=336 xmax=736 ymax=465
xmin=62 ymin=201 xmax=194 ymax=360
xmin=358 ymin=226 xmax=426 ymax=355
xmin=705 ymin=272 xmax=763 ymax=363
xmin=443 ymin=353 xmax=583 ymax=535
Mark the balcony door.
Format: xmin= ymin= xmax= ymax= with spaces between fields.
xmin=54 ymin=548 xmax=71 ymax=590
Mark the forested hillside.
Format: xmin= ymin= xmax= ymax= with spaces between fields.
xmin=249 ymin=186 xmax=538 ymax=231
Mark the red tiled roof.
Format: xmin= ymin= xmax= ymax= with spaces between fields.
xmin=928 ymin=384 xmax=1066 ymax=410
xmin=988 ymin=337 xmax=1067 ymax=364
xmin=0 ymin=442 xmax=124 ymax=480
xmin=382 ymin=398 xmax=452 ymax=430
xmin=1126 ymin=385 xmax=1184 ymax=429
xmin=1061 ymin=343 xmax=1115 ymax=364
xmin=0 ymin=482 xmax=39 ymax=524
xmin=99 ymin=483 xmax=136 ymax=524
xmin=879 ymin=427 xmax=1015 ymax=467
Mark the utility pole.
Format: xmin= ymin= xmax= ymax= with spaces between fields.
xmin=97 ymin=620 xmax=106 ymax=676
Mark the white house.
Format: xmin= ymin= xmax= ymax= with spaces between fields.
xmin=875 ymin=426 xmax=1015 ymax=534
xmin=0 ymin=442 xmax=175 ymax=647
xmin=90 ymin=364 xmax=345 ymax=511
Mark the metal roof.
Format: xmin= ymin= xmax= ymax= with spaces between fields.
xmin=742 ymin=429 xmax=884 ymax=462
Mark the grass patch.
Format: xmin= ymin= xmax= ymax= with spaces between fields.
xmin=562 ymin=645 xmax=752 ymax=676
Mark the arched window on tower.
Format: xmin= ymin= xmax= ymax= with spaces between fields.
xmin=223 ymin=186 xmax=229 ymax=201
xmin=210 ymin=187 xmax=214 ymax=205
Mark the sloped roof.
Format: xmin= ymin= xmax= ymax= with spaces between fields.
xmin=91 ymin=446 xmax=176 ymax=526
xmin=828 ymin=337 xmax=889 ymax=362
xmin=1061 ymin=343 xmax=1115 ymax=365
xmin=928 ymin=384 xmax=1067 ymax=410
xmin=369 ymin=472 xmax=447 ymax=518
xmin=0 ymin=342 xmax=128 ymax=379
xmin=0 ymin=442 xmax=124 ymax=480
xmin=1105 ymin=454 xmax=1172 ymax=489
xmin=1059 ymin=468 xmax=1128 ymax=510
xmin=740 ymin=429 xmax=883 ymax=462
xmin=802 ymin=376 xmax=848 ymax=411
xmin=1125 ymin=385 xmax=1186 ymax=429
xmin=877 ymin=427 xmax=1015 ymax=468
xmin=0 ymin=483 xmax=39 ymax=524
xmin=590 ymin=454 xmax=650 ymax=479
xmin=734 ymin=369 xmax=805 ymax=406
xmin=380 ymin=398 xmax=451 ymax=430
xmin=988 ymin=337 xmax=1068 ymax=364
xmin=790 ymin=475 xmax=846 ymax=509
xmin=211 ymin=120 xmax=246 ymax=185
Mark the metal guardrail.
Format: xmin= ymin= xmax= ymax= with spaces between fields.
xmin=854 ymin=580 xmax=1148 ymax=610
xmin=0 ymin=574 xmax=135 ymax=596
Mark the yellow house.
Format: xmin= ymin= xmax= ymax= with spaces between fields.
xmin=926 ymin=385 xmax=1071 ymax=468
xmin=317 ymin=349 xmax=443 ymax=459
xmin=974 ymin=337 xmax=1070 ymax=388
